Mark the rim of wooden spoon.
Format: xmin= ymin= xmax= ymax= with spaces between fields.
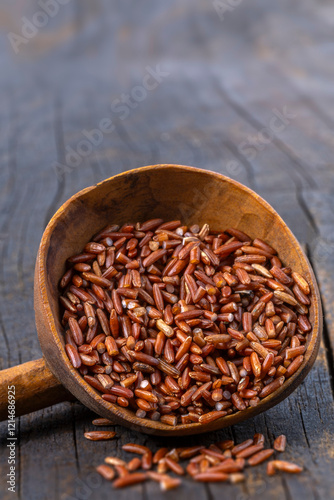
xmin=35 ymin=164 xmax=322 ymax=435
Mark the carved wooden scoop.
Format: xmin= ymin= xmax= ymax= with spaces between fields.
xmin=0 ymin=165 xmax=322 ymax=435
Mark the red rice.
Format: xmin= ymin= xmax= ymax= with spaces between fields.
xmin=60 ymin=220 xmax=312 ymax=426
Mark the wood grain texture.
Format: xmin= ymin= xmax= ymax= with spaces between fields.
xmin=0 ymin=0 xmax=333 ymax=498
xmin=0 ymin=358 xmax=71 ymax=420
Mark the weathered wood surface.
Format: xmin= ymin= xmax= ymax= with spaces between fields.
xmin=0 ymin=0 xmax=333 ymax=498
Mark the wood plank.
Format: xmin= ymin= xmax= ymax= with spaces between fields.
xmin=1 ymin=0 xmax=334 ymax=498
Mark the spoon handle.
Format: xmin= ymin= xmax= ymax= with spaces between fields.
xmin=0 ymin=358 xmax=73 ymax=421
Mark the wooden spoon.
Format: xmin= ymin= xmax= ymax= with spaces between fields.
xmin=0 ymin=165 xmax=322 ymax=435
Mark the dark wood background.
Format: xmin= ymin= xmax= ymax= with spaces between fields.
xmin=0 ymin=1 xmax=333 ymax=498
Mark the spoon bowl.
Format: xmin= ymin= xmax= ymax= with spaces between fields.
xmin=34 ymin=165 xmax=322 ymax=435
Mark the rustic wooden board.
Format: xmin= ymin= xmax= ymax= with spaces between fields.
xmin=0 ymin=0 xmax=334 ymax=498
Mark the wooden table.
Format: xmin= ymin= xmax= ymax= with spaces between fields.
xmin=1 ymin=1 xmax=333 ymax=498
